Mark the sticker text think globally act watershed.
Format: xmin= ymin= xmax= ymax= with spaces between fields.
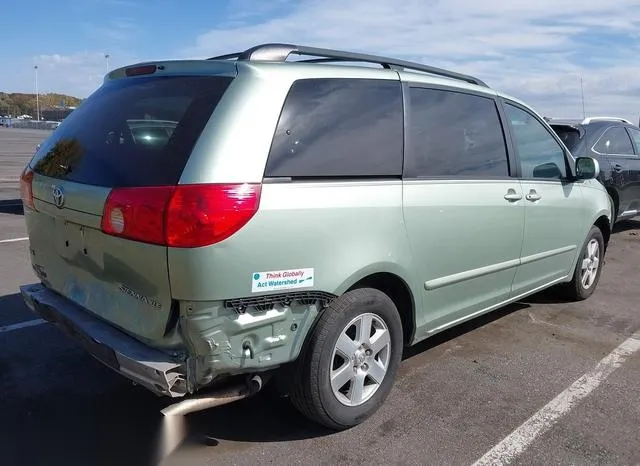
xmin=251 ymin=268 xmax=315 ymax=293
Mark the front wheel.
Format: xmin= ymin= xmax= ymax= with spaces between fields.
xmin=289 ymin=288 xmax=403 ymax=430
xmin=564 ymin=225 xmax=605 ymax=300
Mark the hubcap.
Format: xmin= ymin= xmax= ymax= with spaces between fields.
xmin=580 ymin=239 xmax=600 ymax=290
xmin=330 ymin=313 xmax=391 ymax=407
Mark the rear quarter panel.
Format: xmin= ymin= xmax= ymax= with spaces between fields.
xmin=171 ymin=62 xmax=419 ymax=312
xmin=179 ymin=62 xmax=401 ymax=185
xmin=167 ymin=181 xmax=418 ymax=302
xmin=567 ymin=179 xmax=612 ymax=274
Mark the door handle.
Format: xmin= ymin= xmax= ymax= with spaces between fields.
xmin=504 ymin=188 xmax=523 ymax=202
xmin=526 ymin=189 xmax=541 ymax=202
xmin=612 ymin=163 xmax=624 ymax=173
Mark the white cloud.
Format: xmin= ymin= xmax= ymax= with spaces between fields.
xmin=29 ymin=50 xmax=139 ymax=97
xmin=183 ymin=0 xmax=640 ymax=122
xmin=5 ymin=0 xmax=640 ymax=124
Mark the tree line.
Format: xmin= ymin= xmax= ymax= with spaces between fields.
xmin=0 ymin=92 xmax=82 ymax=117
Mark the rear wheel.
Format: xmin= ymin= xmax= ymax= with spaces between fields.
xmin=289 ymin=288 xmax=403 ymax=430
xmin=564 ymin=225 xmax=605 ymax=300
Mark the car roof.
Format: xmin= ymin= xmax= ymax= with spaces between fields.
xmin=548 ymin=117 xmax=635 ymax=128
xmin=110 ymin=43 xmax=550 ymax=118
xmin=209 ymin=42 xmax=490 ymax=86
xmin=548 ymin=118 xmax=584 ymax=126
xmin=113 ymin=42 xmax=493 ymax=91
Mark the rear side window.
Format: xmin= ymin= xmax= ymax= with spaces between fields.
xmin=405 ymin=87 xmax=509 ymax=178
xmin=627 ymin=127 xmax=640 ymax=152
xmin=265 ymin=78 xmax=403 ymax=178
xmin=30 ymin=75 xmax=233 ymax=187
xmin=593 ymin=126 xmax=634 ymax=155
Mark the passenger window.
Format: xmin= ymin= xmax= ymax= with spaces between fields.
xmin=594 ymin=127 xmax=635 ymax=155
xmin=265 ymin=78 xmax=403 ymax=178
xmin=405 ymin=88 xmax=509 ymax=178
xmin=504 ymin=103 xmax=567 ymax=179
xmin=627 ymin=128 xmax=640 ymax=154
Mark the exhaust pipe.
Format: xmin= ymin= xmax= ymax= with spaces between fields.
xmin=156 ymin=375 xmax=264 ymax=463
xmin=160 ymin=374 xmax=263 ymax=417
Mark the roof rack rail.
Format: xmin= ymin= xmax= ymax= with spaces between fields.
xmin=582 ymin=116 xmax=632 ymax=125
xmin=208 ymin=43 xmax=489 ymax=87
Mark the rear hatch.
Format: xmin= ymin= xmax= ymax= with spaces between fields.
xmin=20 ymin=67 xmax=234 ymax=343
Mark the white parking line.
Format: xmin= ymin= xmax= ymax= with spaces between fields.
xmin=472 ymin=331 xmax=640 ymax=466
xmin=0 ymin=237 xmax=28 ymax=244
xmin=0 ymin=318 xmax=47 ymax=334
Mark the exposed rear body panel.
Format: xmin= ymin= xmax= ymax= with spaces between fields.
xmin=23 ymin=69 xmax=235 ymax=346
xmin=27 ymin=177 xmax=176 ymax=343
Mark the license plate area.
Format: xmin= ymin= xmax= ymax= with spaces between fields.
xmin=53 ymin=216 xmax=105 ymax=269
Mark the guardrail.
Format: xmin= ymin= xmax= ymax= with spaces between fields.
xmin=2 ymin=121 xmax=59 ymax=130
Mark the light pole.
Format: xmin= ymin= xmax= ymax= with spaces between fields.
xmin=34 ymin=65 xmax=40 ymax=121
xmin=105 ymin=53 xmax=110 ymax=74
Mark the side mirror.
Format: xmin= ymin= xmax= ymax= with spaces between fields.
xmin=575 ymin=157 xmax=600 ymax=180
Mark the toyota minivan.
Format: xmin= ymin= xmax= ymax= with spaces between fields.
xmin=20 ymin=43 xmax=611 ymax=430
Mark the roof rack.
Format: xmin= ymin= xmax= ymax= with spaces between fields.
xmin=208 ymin=43 xmax=489 ymax=87
xmin=582 ymin=116 xmax=632 ymax=125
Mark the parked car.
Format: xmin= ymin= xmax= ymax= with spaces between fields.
xmin=549 ymin=116 xmax=640 ymax=223
xmin=19 ymin=43 xmax=611 ymax=430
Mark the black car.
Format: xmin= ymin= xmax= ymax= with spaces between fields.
xmin=549 ymin=117 xmax=640 ymax=223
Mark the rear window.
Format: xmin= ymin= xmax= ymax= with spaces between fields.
xmin=265 ymin=78 xmax=403 ymax=178
xmin=30 ymin=75 xmax=233 ymax=187
xmin=550 ymin=125 xmax=582 ymax=152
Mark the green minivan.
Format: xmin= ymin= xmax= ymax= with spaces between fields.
xmin=20 ymin=44 xmax=611 ymax=429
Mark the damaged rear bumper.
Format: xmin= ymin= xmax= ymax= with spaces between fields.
xmin=20 ymin=283 xmax=189 ymax=398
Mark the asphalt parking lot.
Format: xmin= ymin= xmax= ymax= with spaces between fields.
xmin=0 ymin=128 xmax=638 ymax=466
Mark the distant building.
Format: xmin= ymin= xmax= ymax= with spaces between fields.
xmin=41 ymin=107 xmax=75 ymax=122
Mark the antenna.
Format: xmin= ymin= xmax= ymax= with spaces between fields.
xmin=580 ymin=76 xmax=586 ymax=119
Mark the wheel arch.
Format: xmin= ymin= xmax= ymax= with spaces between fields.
xmin=594 ymin=214 xmax=611 ymax=252
xmin=343 ymin=271 xmax=417 ymax=346
xmin=564 ymin=207 xmax=611 ymax=283
xmin=606 ymin=187 xmax=620 ymax=223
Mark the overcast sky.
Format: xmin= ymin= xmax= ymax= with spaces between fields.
xmin=3 ymin=0 xmax=640 ymax=122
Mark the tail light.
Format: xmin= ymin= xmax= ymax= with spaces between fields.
xmin=101 ymin=183 xmax=262 ymax=248
xmin=20 ymin=168 xmax=35 ymax=210
xmin=101 ymin=186 xmax=174 ymax=245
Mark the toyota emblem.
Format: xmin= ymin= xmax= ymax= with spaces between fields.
xmin=52 ymin=185 xmax=65 ymax=208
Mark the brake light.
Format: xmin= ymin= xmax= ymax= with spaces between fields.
xmin=20 ymin=168 xmax=35 ymax=210
xmin=101 ymin=184 xmax=262 ymax=248
xmin=125 ymin=65 xmax=157 ymax=77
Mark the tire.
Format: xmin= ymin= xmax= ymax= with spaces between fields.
xmin=564 ymin=225 xmax=605 ymax=301
xmin=289 ymin=288 xmax=403 ymax=430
